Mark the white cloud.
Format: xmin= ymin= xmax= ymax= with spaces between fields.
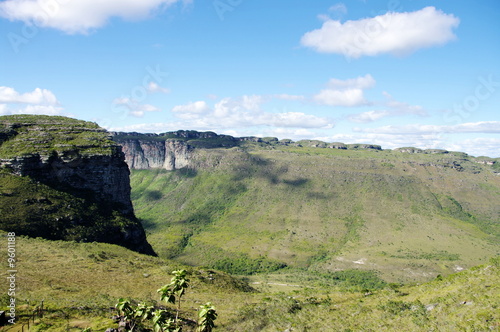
xmin=0 ymin=104 xmax=64 ymax=115
xmin=314 ymin=88 xmax=368 ymax=107
xmin=382 ymin=92 xmax=427 ymax=117
xmin=146 ymin=82 xmax=170 ymax=94
xmin=329 ymin=3 xmax=347 ymax=15
xmin=313 ymin=74 xmax=375 ymax=106
xmin=347 ymin=93 xmax=428 ymax=123
xmin=113 ymin=97 xmax=160 ymax=118
xmin=167 ymin=95 xmax=333 ymax=130
xmin=301 ymin=6 xmax=459 ymax=58
xmin=172 ymin=101 xmax=211 ymax=119
xmin=327 ymin=75 xmax=376 ymax=89
xmin=0 ymin=86 xmax=58 ymax=105
xmin=348 ymin=110 xmax=390 ymax=123
xmin=273 ymin=94 xmax=305 ymax=101
xmin=0 ymin=86 xmax=64 ymax=115
xmin=354 ymin=121 xmax=500 ymax=135
xmin=315 ymin=132 xmax=500 ymax=158
xmin=444 ymin=138 xmax=500 ymax=158
xmin=261 ymin=128 xmax=316 ymax=141
xmin=0 ymin=0 xmax=188 ymax=34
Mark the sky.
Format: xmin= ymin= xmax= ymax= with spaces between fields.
xmin=1 ymin=0 xmax=499 ymax=157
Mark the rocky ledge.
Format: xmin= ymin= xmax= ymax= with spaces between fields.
xmin=0 ymin=115 xmax=155 ymax=255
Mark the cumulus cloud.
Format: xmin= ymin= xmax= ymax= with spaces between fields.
xmin=0 ymin=0 xmax=189 ymax=34
xmin=0 ymin=86 xmax=58 ymax=105
xmin=313 ymin=74 xmax=375 ymax=106
xmin=113 ymin=97 xmax=160 ymax=118
xmin=301 ymin=6 xmax=459 ymax=58
xmin=172 ymin=101 xmax=211 ymax=119
xmin=0 ymin=86 xmax=64 ymax=115
xmin=167 ymin=95 xmax=333 ymax=129
xmin=167 ymin=95 xmax=333 ymax=130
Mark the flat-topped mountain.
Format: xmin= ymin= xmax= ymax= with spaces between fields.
xmin=0 ymin=115 xmax=155 ymax=255
xmin=113 ymin=130 xmax=493 ymax=172
xmin=114 ymin=130 xmax=500 ymax=282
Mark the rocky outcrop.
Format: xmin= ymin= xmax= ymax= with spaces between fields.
xmin=1 ymin=148 xmax=135 ymax=216
xmin=117 ymin=137 xmax=192 ymax=170
xmin=113 ymin=131 xmax=386 ymax=170
xmin=0 ymin=115 xmax=155 ymax=255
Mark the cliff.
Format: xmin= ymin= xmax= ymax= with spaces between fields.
xmin=0 ymin=115 xmax=155 ymax=255
xmin=111 ymin=131 xmax=384 ymax=170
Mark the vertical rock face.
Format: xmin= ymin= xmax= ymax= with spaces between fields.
xmin=3 ymin=149 xmax=134 ymax=215
xmin=115 ymin=135 xmax=193 ymax=171
xmin=164 ymin=140 xmax=191 ymax=170
xmin=0 ymin=115 xmax=155 ymax=255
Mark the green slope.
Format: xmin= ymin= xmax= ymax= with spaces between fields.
xmin=0 ymin=233 xmax=253 ymax=331
xmin=1 ymin=233 xmax=497 ymax=331
xmin=224 ymin=257 xmax=500 ymax=331
xmin=131 ymin=145 xmax=500 ymax=282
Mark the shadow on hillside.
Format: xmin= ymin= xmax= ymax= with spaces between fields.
xmin=140 ymin=217 xmax=158 ymax=231
xmin=143 ymin=190 xmax=163 ymax=201
xmin=173 ymin=167 xmax=198 ymax=178
xmin=283 ymin=178 xmax=309 ymax=187
xmin=229 ymin=151 xmax=317 ymax=191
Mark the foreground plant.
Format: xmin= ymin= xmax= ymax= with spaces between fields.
xmin=115 ymin=269 xmax=217 ymax=332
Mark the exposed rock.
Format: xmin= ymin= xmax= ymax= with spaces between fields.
xmin=347 ymin=143 xmax=382 ymax=150
xmin=394 ymin=147 xmax=423 ymax=154
xmin=1 ymin=149 xmax=134 ymax=215
xmin=116 ymin=136 xmax=193 ymax=171
xmin=328 ymin=142 xmax=347 ymax=149
xmin=0 ymin=115 xmax=155 ymax=256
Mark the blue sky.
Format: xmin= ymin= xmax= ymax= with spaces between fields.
xmin=1 ymin=0 xmax=499 ymax=157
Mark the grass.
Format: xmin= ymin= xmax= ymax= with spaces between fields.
xmin=1 ymin=233 xmax=497 ymax=331
xmin=223 ymin=257 xmax=500 ymax=331
xmin=130 ymin=145 xmax=500 ymax=282
xmin=0 ymin=233 xmax=255 ymax=331
xmin=0 ymin=115 xmax=116 ymax=158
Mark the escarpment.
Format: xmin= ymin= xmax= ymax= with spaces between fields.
xmin=112 ymin=131 xmax=386 ymax=171
xmin=0 ymin=115 xmax=155 ymax=255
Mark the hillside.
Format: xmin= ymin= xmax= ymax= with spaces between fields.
xmin=114 ymin=131 xmax=500 ymax=282
xmin=0 ymin=115 xmax=154 ymax=255
xmin=0 ymin=234 xmax=497 ymax=331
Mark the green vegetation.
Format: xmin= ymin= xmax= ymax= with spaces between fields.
xmin=131 ymin=144 xmax=500 ymax=282
xmin=1 ymin=116 xmax=499 ymax=330
xmin=0 ymin=115 xmax=116 ymax=158
xmin=0 ymin=171 xmax=140 ymax=249
xmin=0 ymin=234 xmax=250 ymax=331
xmin=211 ymin=254 xmax=287 ymax=275
xmin=115 ymin=270 xmax=217 ymax=331
xmin=2 ymin=234 xmax=498 ymax=331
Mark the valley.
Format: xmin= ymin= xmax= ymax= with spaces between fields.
xmin=1 ymin=116 xmax=498 ymax=331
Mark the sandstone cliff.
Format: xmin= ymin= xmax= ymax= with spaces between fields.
xmin=0 ymin=115 xmax=155 ymax=255
xmin=112 ymin=131 xmax=386 ymax=170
